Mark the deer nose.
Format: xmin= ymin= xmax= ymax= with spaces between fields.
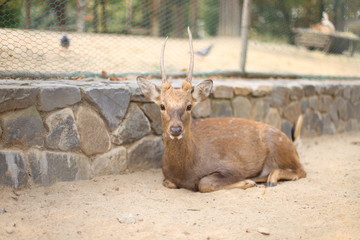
xmin=170 ymin=126 xmax=182 ymax=136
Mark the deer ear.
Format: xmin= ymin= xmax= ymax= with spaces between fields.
xmin=137 ymin=77 xmax=161 ymax=104
xmin=192 ymin=79 xmax=213 ymax=104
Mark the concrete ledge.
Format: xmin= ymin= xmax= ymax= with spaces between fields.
xmin=1 ymin=78 xmax=359 ymax=188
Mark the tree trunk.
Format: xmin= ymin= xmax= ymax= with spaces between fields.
xmin=93 ymin=0 xmax=98 ymax=33
xmin=189 ymin=0 xmax=199 ymax=38
xmin=25 ymin=0 xmax=31 ymax=29
xmin=126 ymin=0 xmax=133 ymax=33
xmin=217 ymin=0 xmax=241 ymax=36
xmin=172 ymin=0 xmax=185 ymax=38
xmin=159 ymin=0 xmax=172 ymax=37
xmin=76 ymin=0 xmax=86 ymax=32
xmin=333 ymin=0 xmax=345 ymax=31
xmin=150 ymin=0 xmax=160 ymax=36
xmin=51 ymin=0 xmax=67 ymax=27
xmin=277 ymin=0 xmax=294 ymax=44
xmin=101 ymin=0 xmax=107 ymax=32
xmin=318 ymin=0 xmax=325 ymax=21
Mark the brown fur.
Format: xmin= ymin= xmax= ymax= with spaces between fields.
xmin=137 ymin=28 xmax=305 ymax=192
xmin=137 ymin=79 xmax=306 ymax=192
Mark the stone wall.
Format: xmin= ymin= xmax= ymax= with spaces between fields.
xmin=1 ymin=78 xmax=359 ymax=189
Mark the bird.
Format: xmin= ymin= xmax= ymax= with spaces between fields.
xmin=194 ymin=44 xmax=213 ymax=57
xmin=60 ymin=33 xmax=70 ymax=49
xmin=321 ymin=12 xmax=335 ymax=33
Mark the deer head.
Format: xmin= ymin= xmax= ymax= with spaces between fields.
xmin=137 ymin=27 xmax=213 ymax=140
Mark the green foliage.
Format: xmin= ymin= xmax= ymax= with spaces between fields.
xmin=0 ymin=0 xmax=21 ymax=28
xmin=1 ymin=0 xmax=359 ymax=42
xmin=201 ymin=0 xmax=219 ymax=36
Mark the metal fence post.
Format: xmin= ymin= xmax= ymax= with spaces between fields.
xmin=240 ymin=0 xmax=252 ymax=73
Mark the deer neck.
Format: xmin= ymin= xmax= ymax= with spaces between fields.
xmin=163 ymin=126 xmax=195 ymax=167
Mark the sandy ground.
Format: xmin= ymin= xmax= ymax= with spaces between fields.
xmin=1 ymin=28 xmax=359 ymax=77
xmin=0 ymin=132 xmax=360 ymax=240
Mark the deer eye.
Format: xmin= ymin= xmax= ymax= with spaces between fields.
xmin=160 ymin=104 xmax=166 ymax=111
xmin=186 ymin=104 xmax=192 ymax=111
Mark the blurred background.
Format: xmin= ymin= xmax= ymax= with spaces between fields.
xmin=0 ymin=0 xmax=359 ymax=79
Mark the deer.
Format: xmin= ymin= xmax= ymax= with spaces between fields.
xmin=137 ymin=27 xmax=306 ymax=193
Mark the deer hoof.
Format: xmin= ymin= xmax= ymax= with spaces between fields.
xmin=244 ymin=180 xmax=257 ymax=187
xmin=163 ymin=179 xmax=178 ymax=189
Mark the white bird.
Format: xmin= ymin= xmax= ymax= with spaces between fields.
xmin=321 ymin=12 xmax=335 ymax=33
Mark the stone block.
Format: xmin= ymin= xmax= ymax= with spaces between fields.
xmin=1 ymin=106 xmax=45 ymax=147
xmin=319 ymin=95 xmax=333 ymax=113
xmin=127 ymin=81 xmax=153 ymax=102
xmin=335 ymin=97 xmax=349 ymax=121
xmin=45 ymin=108 xmax=80 ymax=151
xmin=338 ymin=86 xmax=351 ymax=100
xmin=264 ymin=108 xmax=281 ymax=129
xmin=329 ymin=104 xmax=339 ymax=125
xmin=28 ymin=150 xmax=90 ymax=186
xmin=192 ymin=99 xmax=212 ymax=119
xmin=303 ymin=110 xmax=323 ymax=135
xmin=112 ymin=104 xmax=151 ymax=145
xmin=141 ymin=103 xmax=163 ymax=134
xmin=232 ymin=96 xmax=251 ymax=119
xmin=0 ymin=87 xmax=38 ymax=113
xmin=213 ymin=86 xmax=234 ymax=99
xmin=76 ymin=106 xmax=111 ymax=156
xmin=354 ymin=102 xmax=360 ymax=121
xmin=321 ymin=84 xmax=338 ymax=96
xmin=351 ymin=85 xmax=360 ymax=103
xmin=346 ymin=119 xmax=359 ymax=132
xmin=84 ymin=86 xmax=131 ymax=130
xmin=127 ymin=136 xmax=163 ymax=171
xmin=210 ymin=100 xmax=232 ymax=117
xmin=290 ymin=86 xmax=304 ymax=100
xmin=347 ymin=102 xmax=356 ymax=119
xmin=252 ymin=85 xmax=272 ymax=97
xmin=322 ymin=114 xmax=336 ymax=135
xmin=281 ymin=120 xmax=293 ymax=140
xmin=38 ymin=86 xmax=81 ymax=111
xmin=252 ymin=98 xmax=270 ymax=121
xmin=92 ymin=147 xmax=127 ymax=176
xmin=303 ymin=85 xmax=316 ymax=96
xmin=270 ymin=86 xmax=290 ymax=107
xmin=308 ymin=96 xmax=319 ymax=111
xmin=300 ymin=98 xmax=308 ymax=113
xmin=0 ymin=151 xmax=28 ymax=188
xmin=283 ymin=101 xmax=301 ymax=123
xmin=234 ymin=86 xmax=251 ymax=96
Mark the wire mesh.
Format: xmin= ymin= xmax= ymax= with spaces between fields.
xmin=0 ymin=0 xmax=359 ymax=79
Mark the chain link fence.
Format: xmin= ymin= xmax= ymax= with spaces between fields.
xmin=0 ymin=0 xmax=359 ymax=79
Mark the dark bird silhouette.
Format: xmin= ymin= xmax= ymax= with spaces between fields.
xmin=194 ymin=44 xmax=213 ymax=57
xmin=60 ymin=34 xmax=70 ymax=49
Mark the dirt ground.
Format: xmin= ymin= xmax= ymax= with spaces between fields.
xmin=1 ymin=28 xmax=359 ymax=77
xmin=0 ymin=132 xmax=360 ymax=240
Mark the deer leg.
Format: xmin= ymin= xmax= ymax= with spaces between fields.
xmin=267 ymin=168 xmax=306 ymax=187
xmin=251 ymin=175 xmax=268 ymax=183
xmin=198 ymin=173 xmax=257 ymax=193
xmin=163 ymin=179 xmax=178 ymax=189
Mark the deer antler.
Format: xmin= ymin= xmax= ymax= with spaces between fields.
xmin=160 ymin=37 xmax=168 ymax=83
xmin=187 ymin=27 xmax=194 ymax=83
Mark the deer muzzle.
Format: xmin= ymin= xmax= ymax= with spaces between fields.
xmin=170 ymin=126 xmax=183 ymax=137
